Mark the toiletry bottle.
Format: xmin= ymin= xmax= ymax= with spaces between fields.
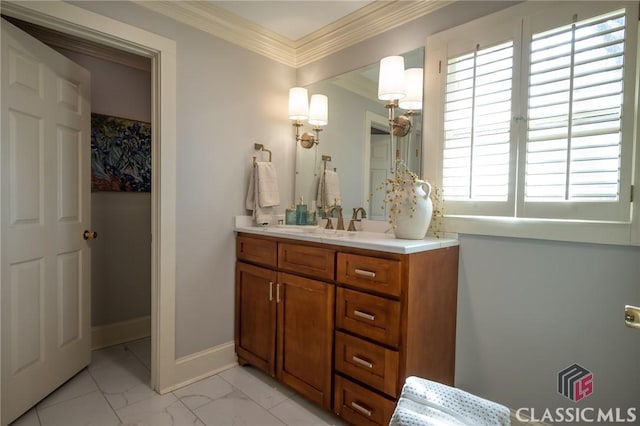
xmin=296 ymin=196 xmax=307 ymax=225
xmin=307 ymin=200 xmax=317 ymax=225
xmin=285 ymin=204 xmax=297 ymax=225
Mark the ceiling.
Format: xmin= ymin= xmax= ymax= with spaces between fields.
xmin=212 ymin=1 xmax=374 ymax=41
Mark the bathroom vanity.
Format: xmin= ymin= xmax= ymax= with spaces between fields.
xmin=234 ymin=221 xmax=459 ymax=425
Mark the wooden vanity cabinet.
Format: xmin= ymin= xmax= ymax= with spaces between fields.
xmin=235 ymin=234 xmax=335 ymax=410
xmin=236 ymin=232 xmax=459 ymax=425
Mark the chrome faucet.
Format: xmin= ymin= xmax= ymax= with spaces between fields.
xmin=326 ymin=206 xmax=345 ymax=230
xmin=348 ymin=207 xmax=367 ymax=231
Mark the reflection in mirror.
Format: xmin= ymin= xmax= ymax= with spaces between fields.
xmin=294 ymin=48 xmax=424 ymax=222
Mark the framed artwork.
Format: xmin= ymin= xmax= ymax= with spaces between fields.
xmin=91 ymin=113 xmax=151 ymax=192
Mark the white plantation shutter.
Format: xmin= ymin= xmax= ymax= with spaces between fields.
xmin=443 ymin=42 xmax=514 ymax=202
xmin=428 ymin=1 xmax=636 ymax=224
xmin=525 ymin=10 xmax=625 ymax=202
xmin=520 ymin=7 xmax=633 ymax=221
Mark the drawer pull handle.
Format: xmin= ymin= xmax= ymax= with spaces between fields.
xmin=355 ymin=269 xmax=376 ymax=278
xmin=353 ymin=310 xmax=375 ymax=321
xmin=269 ymin=282 xmax=273 ymax=301
xmin=352 ymin=355 xmax=373 ymax=369
xmin=351 ymin=401 xmax=372 ymax=417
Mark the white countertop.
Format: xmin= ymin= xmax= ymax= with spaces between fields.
xmin=233 ymin=216 xmax=458 ymax=254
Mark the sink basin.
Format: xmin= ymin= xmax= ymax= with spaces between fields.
xmin=323 ymin=230 xmax=395 ymax=240
xmin=269 ymin=225 xmax=320 ymax=234
xmin=267 ymin=226 xmax=395 ymax=240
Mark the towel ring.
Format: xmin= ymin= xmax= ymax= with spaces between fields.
xmin=254 ymin=143 xmax=272 ymax=162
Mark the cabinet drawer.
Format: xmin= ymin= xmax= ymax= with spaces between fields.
xmin=337 ymin=253 xmax=401 ymax=297
xmin=334 ymin=375 xmax=396 ymax=426
xmin=335 ymin=331 xmax=399 ymax=398
xmin=236 ymin=235 xmax=277 ymax=268
xmin=336 ymin=287 xmax=401 ymax=348
xmin=278 ymin=243 xmax=335 ymax=281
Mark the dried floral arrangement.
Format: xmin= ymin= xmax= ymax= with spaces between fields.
xmin=427 ymin=184 xmax=444 ymax=238
xmin=370 ymin=159 xmax=445 ymax=237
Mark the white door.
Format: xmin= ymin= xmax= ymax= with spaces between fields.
xmin=368 ymin=134 xmax=391 ymax=221
xmin=1 ymin=19 xmax=91 ymax=425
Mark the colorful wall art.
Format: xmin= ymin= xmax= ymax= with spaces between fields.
xmin=91 ymin=113 xmax=151 ymax=192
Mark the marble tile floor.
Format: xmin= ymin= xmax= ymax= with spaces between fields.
xmin=10 ymin=338 xmax=347 ymax=426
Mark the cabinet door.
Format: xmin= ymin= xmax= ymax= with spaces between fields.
xmin=235 ymin=262 xmax=277 ymax=376
xmin=277 ymin=272 xmax=334 ymax=410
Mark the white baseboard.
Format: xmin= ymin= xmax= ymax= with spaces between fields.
xmin=159 ymin=341 xmax=237 ymax=394
xmin=91 ymin=315 xmax=151 ymax=350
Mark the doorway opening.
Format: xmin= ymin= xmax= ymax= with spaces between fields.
xmin=5 ymin=16 xmax=154 ymax=355
xmin=0 ymin=0 xmax=178 ymax=401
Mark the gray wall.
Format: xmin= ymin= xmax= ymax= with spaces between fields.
xmin=70 ymin=1 xmax=296 ymax=358
xmin=56 ymin=49 xmax=152 ymax=327
xmin=456 ymin=235 xmax=640 ymax=414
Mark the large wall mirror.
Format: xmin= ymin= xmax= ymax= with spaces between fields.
xmin=294 ymin=48 xmax=424 ymax=222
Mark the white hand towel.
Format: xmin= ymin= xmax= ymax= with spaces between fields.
xmin=316 ymin=173 xmax=326 ymax=209
xmin=245 ymin=162 xmax=280 ymax=225
xmin=256 ymin=162 xmax=280 ymax=207
xmin=317 ymin=169 xmax=341 ymax=208
xmin=245 ymin=167 xmax=256 ymax=211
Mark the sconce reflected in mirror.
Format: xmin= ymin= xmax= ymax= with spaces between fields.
xmin=377 ymin=56 xmax=423 ymax=138
xmin=289 ymin=87 xmax=328 ymax=149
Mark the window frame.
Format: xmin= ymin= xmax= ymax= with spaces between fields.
xmin=423 ymin=0 xmax=640 ymax=245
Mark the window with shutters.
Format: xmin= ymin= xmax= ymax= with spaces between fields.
xmin=443 ymin=41 xmax=514 ymax=203
xmin=425 ymin=1 xmax=639 ymax=238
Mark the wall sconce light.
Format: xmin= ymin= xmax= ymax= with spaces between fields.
xmin=399 ymin=68 xmax=423 ymax=113
xmin=289 ymin=87 xmax=328 ymax=149
xmin=377 ymin=56 xmax=423 ymax=137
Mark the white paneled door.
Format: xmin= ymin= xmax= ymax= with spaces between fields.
xmin=368 ymin=134 xmax=391 ymax=221
xmin=1 ymin=19 xmax=91 ymax=425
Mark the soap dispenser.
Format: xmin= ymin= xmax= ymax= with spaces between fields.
xmin=295 ymin=196 xmax=307 ymax=225
xmin=306 ymin=200 xmax=317 ymax=225
xmin=285 ymin=204 xmax=297 ymax=225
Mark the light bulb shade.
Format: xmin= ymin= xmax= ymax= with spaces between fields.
xmin=399 ymin=68 xmax=423 ymax=111
xmin=288 ymin=87 xmax=309 ymax=120
xmin=308 ymin=94 xmax=328 ymax=126
xmin=378 ymin=55 xmax=406 ymax=101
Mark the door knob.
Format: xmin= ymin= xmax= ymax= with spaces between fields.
xmin=83 ymin=230 xmax=98 ymax=240
xmin=625 ymin=305 xmax=640 ymax=329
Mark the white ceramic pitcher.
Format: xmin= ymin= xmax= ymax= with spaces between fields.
xmin=391 ymin=179 xmax=433 ymax=240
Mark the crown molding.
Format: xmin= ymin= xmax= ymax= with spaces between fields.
xmin=134 ymin=0 xmax=453 ymax=68
xmin=136 ymin=1 xmax=297 ymax=67
xmin=295 ymin=0 xmax=453 ymax=67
